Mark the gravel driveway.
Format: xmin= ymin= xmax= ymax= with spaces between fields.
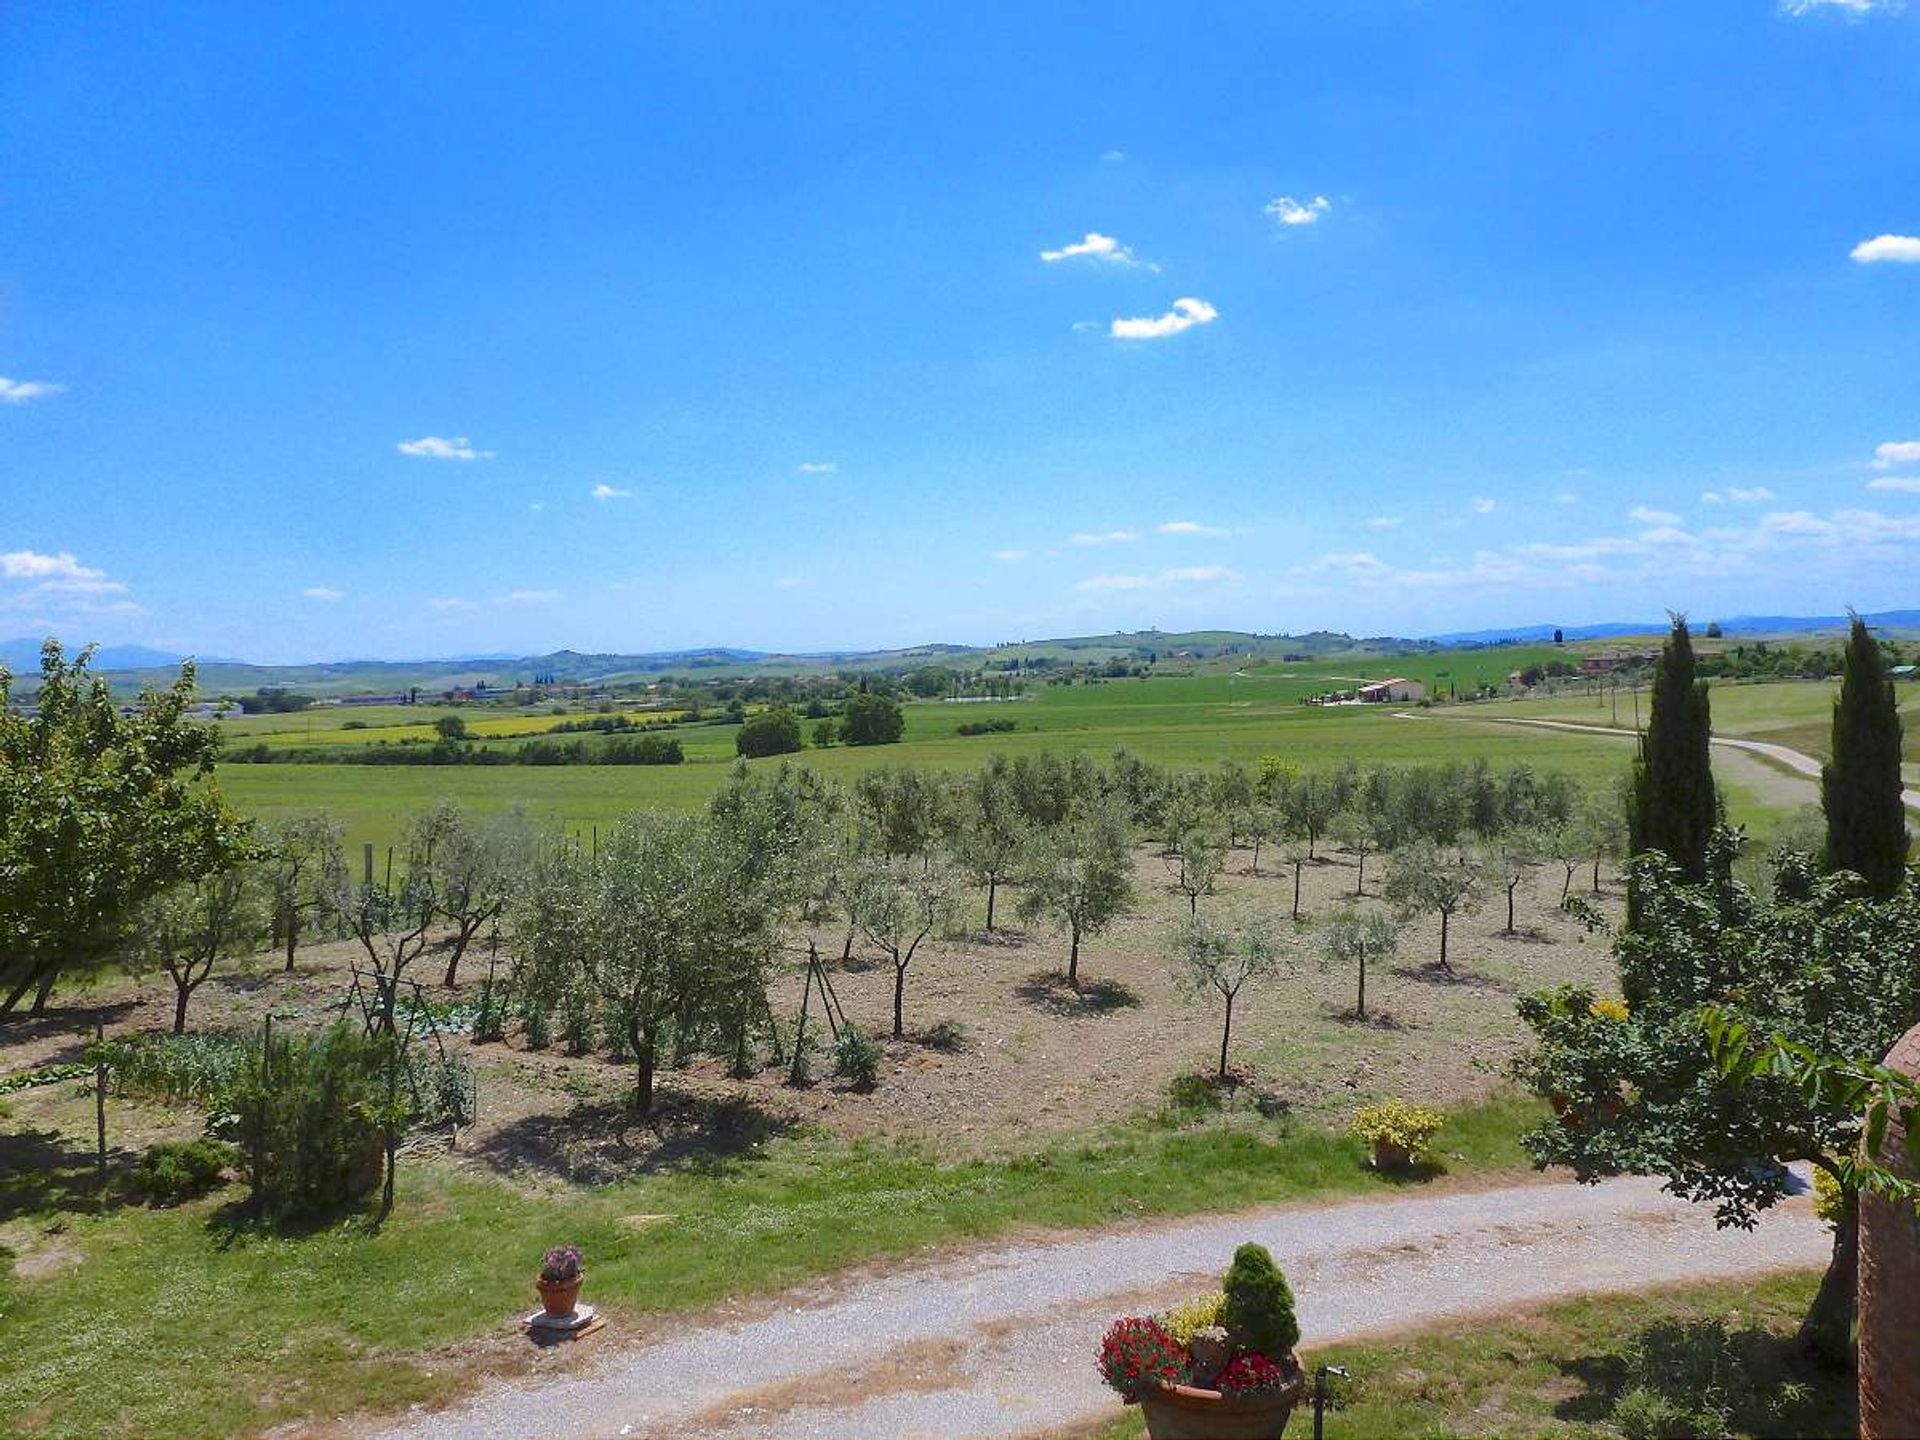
xmin=376 ymin=1172 xmax=1828 ymax=1440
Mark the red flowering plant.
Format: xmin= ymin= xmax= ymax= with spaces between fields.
xmin=1096 ymin=1316 xmax=1187 ymax=1400
xmin=1216 ymin=1352 xmax=1295 ymax=1393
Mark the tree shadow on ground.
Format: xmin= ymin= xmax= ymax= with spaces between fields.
xmin=1389 ymin=961 xmax=1513 ymax=992
xmin=470 ymin=1090 xmax=796 ymax=1184
xmin=972 ymin=926 xmax=1032 ymax=949
xmin=0 ymin=1001 xmax=138 ymax=1064
xmin=1553 ymin=1315 xmax=1854 ymax=1437
xmin=1362 ymin=1154 xmax=1447 ymax=1187
xmin=1497 ymin=925 xmax=1558 ymax=945
xmin=1014 ymin=972 xmax=1141 ymax=1016
xmin=1327 ymin=1005 xmax=1415 ymax=1031
xmin=0 ymin=1125 xmax=145 ymax=1222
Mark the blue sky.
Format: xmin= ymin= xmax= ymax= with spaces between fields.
xmin=4 ymin=1 xmax=1920 ymax=663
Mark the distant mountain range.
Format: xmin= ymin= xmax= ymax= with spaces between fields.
xmin=4 ymin=608 xmax=1916 ymax=696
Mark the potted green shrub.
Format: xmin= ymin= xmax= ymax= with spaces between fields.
xmin=536 ymin=1244 xmax=585 ymax=1318
xmin=1349 ymin=1097 xmax=1446 ymax=1170
xmin=1098 ymin=1242 xmax=1307 ymax=1439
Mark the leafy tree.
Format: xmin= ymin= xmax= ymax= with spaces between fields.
xmin=1822 ymin=613 xmax=1910 ymax=896
xmin=1513 ymin=844 xmax=1920 ymax=1364
xmin=433 ymin=714 xmax=467 ymax=741
xmin=1207 ymin=761 xmax=1257 ymax=850
xmin=260 ymin=814 xmax=344 ymax=971
xmin=1494 ymin=828 xmax=1547 ymax=934
xmin=1175 ymin=915 xmax=1293 ymax=1079
xmin=1384 ymin=841 xmax=1490 ymax=970
xmin=1 ymin=642 xmax=252 ymax=1019
xmin=811 ymin=718 xmax=836 ymax=749
xmin=735 ymin=706 xmax=803 ymax=759
xmin=841 ymin=691 xmax=905 ymax=746
xmin=131 ymin=864 xmax=272 ymax=1033
xmin=1164 ymin=819 xmax=1228 ymax=917
xmin=852 ymin=766 xmax=947 ymax=862
xmin=1279 ymin=768 xmax=1346 ymax=861
xmin=424 ymin=801 xmax=535 ymax=985
xmin=1577 ymin=783 xmax=1630 ymax=894
xmin=1017 ymin=794 xmax=1136 ymax=991
xmin=947 ymin=757 xmax=1031 ymax=931
xmin=1319 ymin=908 xmax=1400 ymax=1020
xmin=328 ymin=809 xmax=447 ymax=1034
xmin=1628 ymin=617 xmax=1717 ymax=926
xmin=850 ymin=857 xmax=960 ymax=1037
xmin=1332 ymin=803 xmax=1389 ymax=897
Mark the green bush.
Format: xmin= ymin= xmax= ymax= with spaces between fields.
xmin=521 ymin=999 xmax=552 ymax=1050
xmin=833 ymin=1025 xmax=881 ymax=1091
xmin=562 ymin=987 xmax=594 ymax=1056
xmin=735 ymin=708 xmax=803 ymax=759
xmin=1221 ymin=1242 xmax=1300 ymax=1358
xmin=1613 ymin=1387 xmax=1724 ymax=1440
xmin=126 ymin=1138 xmax=236 ymax=1205
xmin=840 ymin=693 xmax=905 ymax=746
xmin=226 ymin=1023 xmax=396 ymax=1217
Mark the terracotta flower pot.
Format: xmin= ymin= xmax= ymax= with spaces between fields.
xmin=1138 ymin=1372 xmax=1306 ymax=1440
xmin=536 ymin=1273 xmax=584 ymax=1318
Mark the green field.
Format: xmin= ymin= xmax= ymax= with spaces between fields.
xmin=217 ymin=657 xmax=1638 ymax=852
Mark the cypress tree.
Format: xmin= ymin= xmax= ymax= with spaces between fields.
xmin=1628 ymin=616 xmax=1716 ymax=928
xmin=1821 ymin=613 xmax=1909 ymax=896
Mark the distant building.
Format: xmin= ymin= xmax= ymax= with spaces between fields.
xmin=1356 ymin=678 xmax=1427 ymax=703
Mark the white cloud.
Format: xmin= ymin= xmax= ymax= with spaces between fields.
xmin=1555 ymin=492 xmax=1581 ymax=505
xmin=528 ymin=501 xmax=547 ymax=513
xmin=1871 ymin=440 xmax=1920 ymax=468
xmin=1700 ymin=486 xmax=1775 ymax=504
xmin=1100 ymin=150 xmax=1127 ymax=163
xmin=1472 ymin=497 xmax=1498 ymax=514
xmin=0 ymin=377 xmax=63 ymax=404
xmin=1070 ymin=529 xmax=1140 ymax=545
xmin=1788 ymin=0 xmax=1903 ymax=16
xmin=1110 ymin=297 xmax=1218 ymax=340
xmin=1041 ymin=232 xmax=1141 ymax=266
xmin=429 ymin=597 xmax=481 ymax=615
xmin=1156 ymin=520 xmax=1230 ymax=536
xmin=504 ymin=589 xmax=560 ymax=604
xmin=796 ymin=461 xmax=837 ymax=475
xmin=303 ymin=586 xmax=344 ymax=601
xmin=0 ymin=550 xmax=136 ymax=617
xmin=1161 ymin=565 xmax=1237 ymax=583
xmin=774 ymin=576 xmax=806 ymax=590
xmin=397 ymin=435 xmax=494 ymax=461
xmin=1364 ymin=516 xmax=1403 ymax=531
xmin=990 ymin=549 xmax=1028 ymax=562
xmin=1629 ymin=505 xmax=1683 ymax=526
xmin=2 ymin=550 xmax=105 ymax=583
xmin=1076 ymin=573 xmax=1152 ymax=591
xmin=1266 ymin=195 xmax=1331 ymax=228
xmin=1851 ymin=234 xmax=1920 ymax=263
xmin=1315 ymin=551 xmax=1392 ymax=577
xmin=591 ymin=483 xmax=633 ymax=501
xmin=1868 ymin=475 xmax=1920 ymax=492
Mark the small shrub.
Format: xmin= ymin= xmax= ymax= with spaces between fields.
xmin=1613 ymin=1386 xmax=1727 ymax=1440
xmin=920 ymin=1019 xmax=968 ymax=1052
xmin=1221 ymin=1242 xmax=1300 ymax=1358
xmin=1096 ymin=1316 xmax=1185 ymax=1399
xmin=521 ymin=999 xmax=552 ymax=1050
xmin=833 ymin=1025 xmax=881 ymax=1091
xmin=126 ymin=1138 xmax=238 ymax=1204
xmin=1349 ymin=1098 xmax=1447 ymax=1164
xmin=1811 ymin=1165 xmax=1849 ymax=1227
xmin=1159 ymin=1291 xmax=1226 ymax=1347
xmin=562 ymin=988 xmax=594 ymax=1056
xmin=787 ymin=1036 xmax=817 ymax=1088
xmin=472 ymin=986 xmax=508 ymax=1044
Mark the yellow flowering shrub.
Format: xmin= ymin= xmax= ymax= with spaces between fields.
xmin=1589 ymin=997 xmax=1630 ymax=1022
xmin=1350 ymin=1098 xmax=1447 ymax=1158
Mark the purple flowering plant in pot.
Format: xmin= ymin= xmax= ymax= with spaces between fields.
xmin=537 ymin=1244 xmax=585 ymax=1318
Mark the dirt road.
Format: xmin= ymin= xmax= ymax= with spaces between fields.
xmin=375 ymin=1172 xmax=1827 ymax=1440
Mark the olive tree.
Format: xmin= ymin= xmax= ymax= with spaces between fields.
xmin=850 ymin=856 xmax=961 ymax=1037
xmin=1164 ymin=819 xmax=1229 ymax=917
xmin=1384 ymin=841 xmax=1491 ymax=971
xmin=260 ymin=813 xmax=345 ymax=971
xmin=1175 ymin=915 xmax=1294 ymax=1079
xmin=131 ymin=863 xmax=273 ymax=1033
xmin=1318 ymin=908 xmax=1400 ymax=1021
xmin=426 ymin=801 xmax=536 ymax=986
xmin=946 ymin=757 xmax=1031 ymax=931
xmin=1017 ymin=794 xmax=1136 ymax=991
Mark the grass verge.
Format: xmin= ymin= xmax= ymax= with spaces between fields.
xmin=0 ymin=1093 xmax=1542 ymax=1438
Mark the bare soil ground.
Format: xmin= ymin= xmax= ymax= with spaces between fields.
xmin=2 ymin=844 xmax=1618 ymax=1188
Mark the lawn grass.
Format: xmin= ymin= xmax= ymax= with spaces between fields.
xmin=0 ymin=1093 xmax=1545 ymax=1439
xmin=1078 ymin=1269 xmax=1850 ymax=1440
